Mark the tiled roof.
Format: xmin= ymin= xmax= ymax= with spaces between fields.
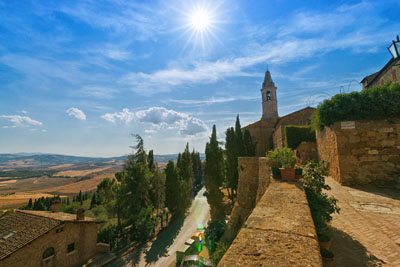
xmin=0 ymin=210 xmax=60 ymax=260
xmin=20 ymin=210 xmax=101 ymax=222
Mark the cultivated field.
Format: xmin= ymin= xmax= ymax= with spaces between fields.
xmin=34 ymin=172 xmax=116 ymax=194
xmin=0 ymin=192 xmax=64 ymax=210
xmin=53 ymin=166 xmax=112 ymax=177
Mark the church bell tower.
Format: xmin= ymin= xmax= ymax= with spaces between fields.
xmin=261 ymin=70 xmax=278 ymax=119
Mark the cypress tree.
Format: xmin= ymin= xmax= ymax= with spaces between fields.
xmin=27 ymin=198 xmax=33 ymax=209
xmin=165 ymin=160 xmax=179 ymax=215
xmin=204 ymin=125 xmax=225 ymax=221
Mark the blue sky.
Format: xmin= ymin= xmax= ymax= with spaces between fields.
xmin=0 ymin=0 xmax=399 ymax=157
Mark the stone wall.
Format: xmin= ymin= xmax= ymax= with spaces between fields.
xmin=295 ymin=141 xmax=318 ymax=164
xmin=243 ymin=119 xmax=278 ymax=156
xmin=219 ymin=181 xmax=322 ymax=267
xmin=1 ymin=222 xmax=100 ymax=267
xmin=316 ymin=119 xmax=400 ymax=185
xmin=273 ymin=107 xmax=316 ymax=149
xmin=222 ymin=157 xmax=270 ymax=243
xmin=367 ymin=60 xmax=400 ymax=89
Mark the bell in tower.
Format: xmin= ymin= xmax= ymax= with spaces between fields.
xmin=261 ymin=70 xmax=278 ymax=119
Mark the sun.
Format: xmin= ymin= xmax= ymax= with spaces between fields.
xmin=190 ymin=9 xmax=211 ymax=31
xmin=172 ymin=1 xmax=225 ymax=50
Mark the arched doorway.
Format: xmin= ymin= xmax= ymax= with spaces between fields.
xmin=42 ymin=247 xmax=55 ymax=267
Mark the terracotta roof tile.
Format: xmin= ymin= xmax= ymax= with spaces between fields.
xmin=0 ymin=210 xmax=60 ymax=260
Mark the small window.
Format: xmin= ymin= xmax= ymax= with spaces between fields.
xmin=43 ymin=247 xmax=55 ymax=259
xmin=60 ymin=227 xmax=63 ymax=232
xmin=67 ymin=243 xmax=75 ymax=253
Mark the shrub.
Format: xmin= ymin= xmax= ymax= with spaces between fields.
xmin=302 ymin=161 xmax=340 ymax=233
xmin=284 ymin=125 xmax=316 ymax=150
xmin=212 ymin=241 xmax=229 ymax=266
xmin=266 ymin=149 xmax=282 ymax=169
xmin=312 ymin=82 xmax=400 ymax=130
xmin=279 ymin=147 xmax=296 ymax=168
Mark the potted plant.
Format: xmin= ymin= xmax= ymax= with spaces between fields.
xmin=278 ymin=147 xmax=296 ymax=181
xmin=317 ymin=226 xmax=332 ymax=250
xmin=266 ymin=149 xmax=282 ymax=179
xmin=320 ymin=248 xmax=334 ymax=267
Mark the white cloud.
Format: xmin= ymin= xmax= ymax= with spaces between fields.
xmin=0 ymin=115 xmax=43 ymax=127
xmin=66 ymin=107 xmax=86 ymax=120
xmin=101 ymin=107 xmax=209 ymax=136
xmin=21 ymin=110 xmax=27 ymax=114
xmin=167 ymin=95 xmax=259 ymax=106
xmin=101 ymin=108 xmax=135 ymax=123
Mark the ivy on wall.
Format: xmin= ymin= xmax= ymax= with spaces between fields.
xmin=311 ymin=82 xmax=400 ymax=130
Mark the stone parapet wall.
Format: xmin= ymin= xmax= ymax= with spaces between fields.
xmin=222 ymin=157 xmax=270 ymax=243
xmin=219 ymin=181 xmax=322 ymax=267
xmin=316 ymin=119 xmax=400 ymax=185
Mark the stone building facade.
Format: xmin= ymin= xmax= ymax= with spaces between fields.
xmin=316 ymin=119 xmax=400 ymax=185
xmin=0 ymin=209 xmax=108 ymax=267
xmin=243 ymin=71 xmax=315 ymax=156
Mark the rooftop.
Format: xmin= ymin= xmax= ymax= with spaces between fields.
xmin=0 ymin=210 xmax=102 ymax=261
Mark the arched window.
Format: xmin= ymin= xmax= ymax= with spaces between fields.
xmin=267 ymin=91 xmax=272 ymax=101
xmin=43 ymin=247 xmax=55 ymax=259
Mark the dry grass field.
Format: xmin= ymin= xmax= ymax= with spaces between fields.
xmin=48 ymin=163 xmax=74 ymax=170
xmin=0 ymin=192 xmax=63 ymax=209
xmin=34 ymin=172 xmax=116 ymax=194
xmin=53 ymin=166 xmax=112 ymax=177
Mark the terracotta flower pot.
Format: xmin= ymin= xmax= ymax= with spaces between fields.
xmin=319 ymin=240 xmax=332 ymax=250
xmin=279 ymin=168 xmax=296 ymax=181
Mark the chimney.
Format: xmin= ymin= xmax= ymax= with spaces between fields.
xmin=76 ymin=208 xmax=85 ymax=220
xmin=50 ymin=200 xmax=60 ymax=213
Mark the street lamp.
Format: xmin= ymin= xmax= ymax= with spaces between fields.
xmin=388 ymin=35 xmax=400 ymax=58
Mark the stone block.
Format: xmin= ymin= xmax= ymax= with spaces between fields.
xmin=348 ymin=135 xmax=361 ymax=143
xmin=381 ymin=139 xmax=396 ymax=147
xmin=378 ymin=127 xmax=394 ymax=133
xmin=368 ymin=150 xmax=379 ymax=155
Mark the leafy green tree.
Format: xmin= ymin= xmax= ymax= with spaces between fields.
xmin=97 ymin=178 xmax=115 ymax=204
xmin=150 ymin=166 xmax=165 ymax=214
xmin=205 ymin=125 xmax=225 ymax=221
xmin=243 ymin=129 xmax=256 ymax=156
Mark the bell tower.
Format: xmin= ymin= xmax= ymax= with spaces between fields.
xmin=261 ymin=70 xmax=278 ymax=119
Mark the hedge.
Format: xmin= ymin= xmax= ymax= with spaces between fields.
xmin=311 ymin=82 xmax=400 ymax=130
xmin=284 ymin=125 xmax=316 ymax=150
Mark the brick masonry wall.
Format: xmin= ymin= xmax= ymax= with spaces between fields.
xmin=1 ymin=222 xmax=99 ymax=267
xmin=316 ymin=119 xmax=400 ymax=185
xmin=219 ymin=181 xmax=322 ymax=267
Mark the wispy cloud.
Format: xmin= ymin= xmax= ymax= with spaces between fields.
xmin=66 ymin=108 xmax=86 ymax=120
xmin=166 ymin=95 xmax=258 ymax=106
xmin=0 ymin=115 xmax=43 ymax=127
xmin=121 ymin=1 xmax=399 ymax=95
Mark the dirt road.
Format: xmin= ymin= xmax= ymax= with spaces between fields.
xmin=110 ymin=187 xmax=210 ymax=267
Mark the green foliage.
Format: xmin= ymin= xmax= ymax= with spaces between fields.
xmin=211 ymin=241 xmax=229 ymax=266
xmin=302 ymin=161 xmax=340 ymax=234
xmin=205 ymin=125 xmax=225 ymax=221
xmin=97 ymin=224 xmax=119 ymax=250
xmin=284 ymin=125 xmax=316 ymax=150
xmin=205 ymin=220 xmax=226 ymax=254
xmin=165 ymin=160 xmax=180 ymax=215
xmin=224 ymin=116 xmax=256 ymax=202
xmin=279 ymin=147 xmax=296 ymax=168
xmin=0 ymin=170 xmax=56 ymax=178
xmin=312 ymin=82 xmax=400 ymax=130
xmin=266 ymin=149 xmax=282 ymax=169
xmin=191 ymin=150 xmax=204 ymax=194
xmin=96 ymin=178 xmax=115 ymax=204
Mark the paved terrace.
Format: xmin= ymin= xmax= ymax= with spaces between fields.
xmin=327 ymin=177 xmax=400 ymax=266
xmin=219 ymin=181 xmax=322 ymax=267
